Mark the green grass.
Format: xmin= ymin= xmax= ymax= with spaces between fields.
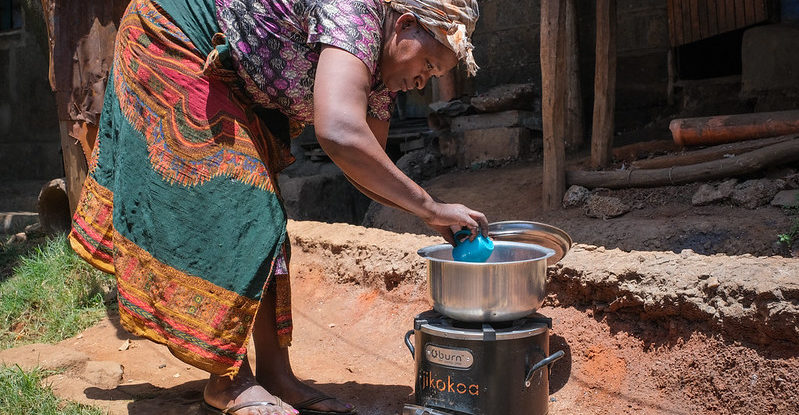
xmin=777 ymin=193 xmax=799 ymax=251
xmin=0 ymin=365 xmax=106 ymax=415
xmin=0 ymin=235 xmax=114 ymax=349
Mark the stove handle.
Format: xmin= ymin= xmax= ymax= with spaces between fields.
xmin=404 ymin=330 xmax=415 ymax=357
xmin=524 ymin=350 xmax=565 ymax=387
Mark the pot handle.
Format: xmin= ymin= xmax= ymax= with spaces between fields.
xmin=524 ymin=350 xmax=565 ymax=387
xmin=404 ymin=330 xmax=415 ymax=357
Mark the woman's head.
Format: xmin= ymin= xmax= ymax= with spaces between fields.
xmin=379 ymin=0 xmax=479 ymax=93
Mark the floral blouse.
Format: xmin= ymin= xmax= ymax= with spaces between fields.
xmin=215 ymin=0 xmax=396 ymax=123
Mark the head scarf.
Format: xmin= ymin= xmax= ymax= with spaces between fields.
xmin=384 ymin=0 xmax=480 ymax=76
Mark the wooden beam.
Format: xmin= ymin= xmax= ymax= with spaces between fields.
xmin=631 ymin=135 xmax=793 ymax=170
xmin=568 ymin=135 xmax=799 ymax=189
xmin=564 ymin=0 xmax=583 ymax=152
xmin=590 ymin=0 xmax=617 ymax=169
xmin=58 ymin=121 xmax=88 ymax=214
xmin=540 ymin=0 xmax=569 ymax=210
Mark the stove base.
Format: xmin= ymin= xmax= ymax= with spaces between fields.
xmin=405 ymin=310 xmax=563 ymax=415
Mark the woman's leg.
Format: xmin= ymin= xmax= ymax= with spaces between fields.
xmin=204 ymin=358 xmax=297 ymax=415
xmin=253 ymin=289 xmax=355 ymax=413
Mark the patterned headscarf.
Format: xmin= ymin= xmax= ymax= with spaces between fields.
xmin=384 ymin=0 xmax=480 ymax=76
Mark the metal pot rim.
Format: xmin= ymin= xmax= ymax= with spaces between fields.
xmin=417 ymin=240 xmax=555 ymax=265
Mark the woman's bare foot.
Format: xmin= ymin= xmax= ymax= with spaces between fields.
xmin=252 ymin=289 xmax=355 ymax=413
xmin=204 ymin=360 xmax=298 ymax=415
xmin=256 ymin=371 xmax=355 ymax=413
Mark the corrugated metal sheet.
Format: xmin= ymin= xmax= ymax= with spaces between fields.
xmin=668 ymin=0 xmax=772 ymax=46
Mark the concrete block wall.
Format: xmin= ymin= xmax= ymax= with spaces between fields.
xmin=470 ymin=0 xmax=671 ymax=120
xmin=0 ymin=2 xmax=62 ymax=184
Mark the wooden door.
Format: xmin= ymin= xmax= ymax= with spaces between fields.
xmin=668 ymin=0 xmax=773 ymax=46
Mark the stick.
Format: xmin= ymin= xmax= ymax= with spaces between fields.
xmin=567 ymin=135 xmax=799 ymax=189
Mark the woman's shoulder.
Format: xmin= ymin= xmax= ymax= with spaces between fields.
xmin=306 ymin=0 xmax=387 ymax=74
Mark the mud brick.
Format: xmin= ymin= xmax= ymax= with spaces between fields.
xmin=460 ymin=127 xmax=534 ymax=168
xmin=450 ymin=110 xmax=541 ymax=133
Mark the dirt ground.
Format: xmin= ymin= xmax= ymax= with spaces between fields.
xmin=1 ymin=154 xmax=798 ymax=414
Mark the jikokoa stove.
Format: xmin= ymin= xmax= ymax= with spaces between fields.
xmin=403 ymin=310 xmax=564 ymax=415
xmin=406 ymin=221 xmax=573 ymax=415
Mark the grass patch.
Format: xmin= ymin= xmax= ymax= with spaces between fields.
xmin=0 ymin=235 xmax=114 ymax=349
xmin=0 ymin=238 xmax=38 ymax=284
xmin=0 ymin=365 xmax=106 ymax=415
xmin=777 ymin=193 xmax=799 ymax=253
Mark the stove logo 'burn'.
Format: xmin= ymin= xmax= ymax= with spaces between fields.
xmin=420 ymin=370 xmax=479 ymax=396
xmin=425 ymin=345 xmax=473 ymax=369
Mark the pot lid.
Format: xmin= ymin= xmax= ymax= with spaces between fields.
xmin=487 ymin=221 xmax=573 ymax=266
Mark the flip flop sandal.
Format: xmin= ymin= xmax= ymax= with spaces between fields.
xmin=202 ymin=397 xmax=292 ymax=415
xmin=294 ymin=396 xmax=357 ymax=415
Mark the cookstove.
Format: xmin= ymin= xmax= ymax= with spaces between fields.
xmin=403 ymin=310 xmax=564 ymax=415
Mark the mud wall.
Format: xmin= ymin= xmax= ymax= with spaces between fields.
xmin=287 ymin=220 xmax=799 ymax=347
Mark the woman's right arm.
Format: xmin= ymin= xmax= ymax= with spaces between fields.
xmin=313 ymin=45 xmax=488 ymax=243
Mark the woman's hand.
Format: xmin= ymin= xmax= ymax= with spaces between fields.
xmin=423 ymin=201 xmax=488 ymax=246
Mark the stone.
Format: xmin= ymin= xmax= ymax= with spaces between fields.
xmin=5 ymin=232 xmax=26 ymax=244
xmin=459 ymin=127 xmax=534 ymax=168
xmin=584 ymin=195 xmax=631 ymax=219
xmin=428 ymin=99 xmax=469 ymax=117
xmin=691 ymin=179 xmax=737 ymax=206
xmin=732 ymin=179 xmax=785 ymax=209
xmin=784 ymin=172 xmax=799 ymax=189
xmin=742 ymin=24 xmax=799 ymax=99
xmin=0 ymin=211 xmax=38 ymax=235
xmin=82 ymin=361 xmax=124 ymax=389
xmin=470 ymin=83 xmax=540 ymax=113
xmin=278 ymin=172 xmax=371 ymax=224
xmin=562 ymin=185 xmax=590 ymax=208
xmin=450 ymin=110 xmax=541 ymax=133
xmin=771 ymin=190 xmax=799 ymax=208
xmin=395 ymin=150 xmax=441 ymax=182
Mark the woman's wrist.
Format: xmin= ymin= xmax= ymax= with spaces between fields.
xmin=416 ymin=196 xmax=439 ymax=223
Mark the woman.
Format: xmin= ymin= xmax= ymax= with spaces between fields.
xmin=68 ymin=0 xmax=485 ymax=414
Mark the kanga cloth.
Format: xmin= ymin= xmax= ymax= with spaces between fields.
xmin=68 ymin=0 xmax=296 ymax=377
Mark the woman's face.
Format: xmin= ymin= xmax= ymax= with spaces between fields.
xmin=380 ymin=13 xmax=459 ymax=93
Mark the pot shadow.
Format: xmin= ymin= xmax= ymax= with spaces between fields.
xmin=548 ymin=333 xmax=571 ymax=393
xmin=84 ymin=380 xmax=413 ymax=415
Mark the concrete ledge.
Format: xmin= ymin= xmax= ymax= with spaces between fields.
xmin=288 ymin=221 xmax=799 ymax=345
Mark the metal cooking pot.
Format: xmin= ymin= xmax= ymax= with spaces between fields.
xmin=417 ymin=221 xmax=573 ymax=322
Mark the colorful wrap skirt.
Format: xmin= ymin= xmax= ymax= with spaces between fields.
xmin=68 ymin=0 xmax=296 ymax=377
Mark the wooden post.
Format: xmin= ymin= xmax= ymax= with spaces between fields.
xmin=40 ymin=0 xmax=127 ymax=214
xmin=540 ymin=0 xmax=569 ymax=210
xmin=565 ymin=0 xmax=584 ymax=152
xmin=590 ymin=0 xmax=617 ymax=168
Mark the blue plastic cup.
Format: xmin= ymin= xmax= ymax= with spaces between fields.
xmin=452 ymin=230 xmax=495 ymax=262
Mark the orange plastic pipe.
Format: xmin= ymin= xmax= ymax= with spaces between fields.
xmin=670 ymin=109 xmax=799 ymax=146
